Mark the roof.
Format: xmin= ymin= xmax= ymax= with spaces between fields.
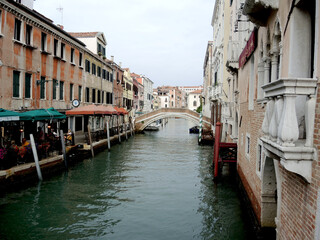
xmin=66 ymin=105 xmax=117 ymax=115
xmin=190 ymin=90 xmax=202 ymax=94
xmin=113 ymin=107 xmax=128 ymax=115
xmin=68 ymin=32 xmax=99 ymax=38
xmin=6 ymin=0 xmax=86 ymax=47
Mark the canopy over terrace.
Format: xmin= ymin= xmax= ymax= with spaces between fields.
xmin=20 ymin=108 xmax=66 ymax=121
xmin=65 ymin=105 xmax=118 ymax=116
xmin=0 ymin=108 xmax=65 ymax=122
xmin=113 ymin=107 xmax=128 ymax=115
xmin=0 ymin=108 xmax=21 ymax=122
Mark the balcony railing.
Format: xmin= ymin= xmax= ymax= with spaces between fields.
xmin=208 ymin=85 xmax=222 ymax=100
xmin=260 ymin=77 xmax=317 ymax=182
xmin=243 ymin=0 xmax=278 ymax=26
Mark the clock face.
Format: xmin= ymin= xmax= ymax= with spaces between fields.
xmin=72 ymin=99 xmax=80 ymax=107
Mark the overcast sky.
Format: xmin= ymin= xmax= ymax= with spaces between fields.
xmin=34 ymin=0 xmax=214 ymax=87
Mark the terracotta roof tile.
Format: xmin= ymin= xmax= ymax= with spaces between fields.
xmin=68 ymin=32 xmax=99 ymax=38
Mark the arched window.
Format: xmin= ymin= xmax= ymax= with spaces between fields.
xmin=193 ymin=101 xmax=197 ymax=107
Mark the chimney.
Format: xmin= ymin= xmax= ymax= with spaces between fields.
xmin=57 ymin=24 xmax=64 ymax=30
xmin=119 ymin=62 xmax=122 ymax=67
xmin=111 ymin=56 xmax=114 ymax=62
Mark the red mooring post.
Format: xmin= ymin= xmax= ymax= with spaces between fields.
xmin=213 ymin=122 xmax=221 ymax=178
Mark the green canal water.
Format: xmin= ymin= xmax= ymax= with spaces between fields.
xmin=0 ymin=119 xmax=251 ymax=240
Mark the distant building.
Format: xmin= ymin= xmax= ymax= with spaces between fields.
xmin=187 ymin=90 xmax=202 ymax=111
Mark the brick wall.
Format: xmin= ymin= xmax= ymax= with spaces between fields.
xmin=277 ymin=84 xmax=320 ymax=239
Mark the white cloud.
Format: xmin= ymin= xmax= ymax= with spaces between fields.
xmin=34 ymin=0 xmax=214 ymax=87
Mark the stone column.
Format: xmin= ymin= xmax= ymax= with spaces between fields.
xmin=278 ymin=95 xmax=299 ymax=146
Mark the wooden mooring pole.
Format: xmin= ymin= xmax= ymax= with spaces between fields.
xmin=30 ymin=134 xmax=43 ymax=181
xmin=213 ymin=122 xmax=221 ymax=179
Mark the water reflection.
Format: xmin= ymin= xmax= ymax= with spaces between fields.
xmin=0 ymin=119 xmax=249 ymax=239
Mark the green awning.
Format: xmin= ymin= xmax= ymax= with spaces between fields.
xmin=20 ymin=108 xmax=66 ymax=121
xmin=0 ymin=108 xmax=21 ymax=122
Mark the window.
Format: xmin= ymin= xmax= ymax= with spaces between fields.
xmin=107 ymin=71 xmax=109 ymax=81
xmin=92 ymin=63 xmax=96 ymax=75
xmin=102 ymin=69 xmax=106 ymax=79
xmin=13 ymin=71 xmax=20 ymax=98
xmin=41 ymin=32 xmax=47 ymax=52
xmin=60 ymin=43 xmax=65 ymax=60
xmin=25 ymin=24 xmax=32 ymax=46
xmin=102 ymin=91 xmax=104 ymax=103
xmin=79 ymin=52 xmax=83 ymax=67
xmin=245 ymin=133 xmax=250 ymax=160
xmin=97 ymin=90 xmax=101 ymax=103
xmin=78 ymin=86 xmax=82 ymax=102
xmin=257 ymin=143 xmax=263 ymax=175
xmin=70 ymin=48 xmax=75 ymax=63
xmin=14 ymin=19 xmax=22 ymax=41
xmin=59 ymin=81 xmax=64 ymax=100
xmin=70 ymin=83 xmax=73 ymax=101
xmin=193 ymin=101 xmax=197 ymax=107
xmin=53 ymin=39 xmax=58 ymax=56
xmin=40 ymin=76 xmax=45 ymax=99
xmin=85 ymin=60 xmax=90 ymax=73
xmin=52 ymin=79 xmax=57 ymax=100
xmin=92 ymin=89 xmax=96 ymax=103
xmin=25 ymin=73 xmax=31 ymax=98
xmin=110 ymin=73 xmax=113 ymax=82
xmin=85 ymin=87 xmax=90 ymax=102
xmin=97 ymin=43 xmax=101 ymax=54
xmin=97 ymin=66 xmax=101 ymax=77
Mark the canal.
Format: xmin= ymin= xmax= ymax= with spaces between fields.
xmin=0 ymin=119 xmax=252 ymax=239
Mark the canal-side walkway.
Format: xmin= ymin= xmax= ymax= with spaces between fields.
xmin=0 ymin=130 xmax=132 ymax=192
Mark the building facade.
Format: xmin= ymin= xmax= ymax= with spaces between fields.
xmin=0 ymin=0 xmax=86 ymax=112
xmin=205 ymin=0 xmax=320 ymax=239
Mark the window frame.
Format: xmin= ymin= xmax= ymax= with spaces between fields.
xmin=14 ymin=18 xmax=22 ymax=42
xmin=60 ymin=43 xmax=65 ymax=60
xmin=13 ymin=71 xmax=20 ymax=98
xmin=70 ymin=48 xmax=75 ymax=64
xmin=245 ymin=133 xmax=251 ymax=160
xmin=59 ymin=81 xmax=64 ymax=100
xmin=52 ymin=79 xmax=58 ymax=100
xmin=70 ymin=83 xmax=74 ymax=101
xmin=40 ymin=76 xmax=46 ymax=99
xmin=53 ymin=39 xmax=59 ymax=57
xmin=79 ymin=52 xmax=83 ymax=67
xmin=24 ymin=73 xmax=32 ymax=99
xmin=25 ymin=24 xmax=33 ymax=46
xmin=78 ymin=85 xmax=82 ymax=102
xmin=85 ymin=87 xmax=90 ymax=102
xmin=41 ymin=32 xmax=47 ymax=52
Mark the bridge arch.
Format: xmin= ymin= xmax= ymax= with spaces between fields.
xmin=134 ymin=108 xmax=211 ymax=132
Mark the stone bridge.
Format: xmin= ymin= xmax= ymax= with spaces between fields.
xmin=134 ymin=108 xmax=211 ymax=132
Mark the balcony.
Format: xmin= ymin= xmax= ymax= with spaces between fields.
xmin=226 ymin=41 xmax=240 ymax=72
xmin=208 ymin=85 xmax=222 ymax=101
xmin=243 ymin=0 xmax=278 ymax=26
xmin=260 ymin=78 xmax=317 ymax=182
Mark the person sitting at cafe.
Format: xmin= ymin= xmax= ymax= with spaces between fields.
xmin=36 ymin=126 xmax=45 ymax=144
xmin=7 ymin=140 xmax=18 ymax=167
xmin=17 ymin=138 xmax=30 ymax=163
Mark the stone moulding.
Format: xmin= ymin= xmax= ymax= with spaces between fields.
xmin=262 ymin=78 xmax=318 ymax=98
xmin=261 ymin=137 xmax=314 ymax=183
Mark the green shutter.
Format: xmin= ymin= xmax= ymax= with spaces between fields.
xmin=40 ymin=76 xmax=45 ymax=99
xmin=13 ymin=71 xmax=20 ymax=98
xmin=25 ymin=73 xmax=31 ymax=98
xmin=53 ymin=79 xmax=57 ymax=100
xmin=60 ymin=81 xmax=64 ymax=100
